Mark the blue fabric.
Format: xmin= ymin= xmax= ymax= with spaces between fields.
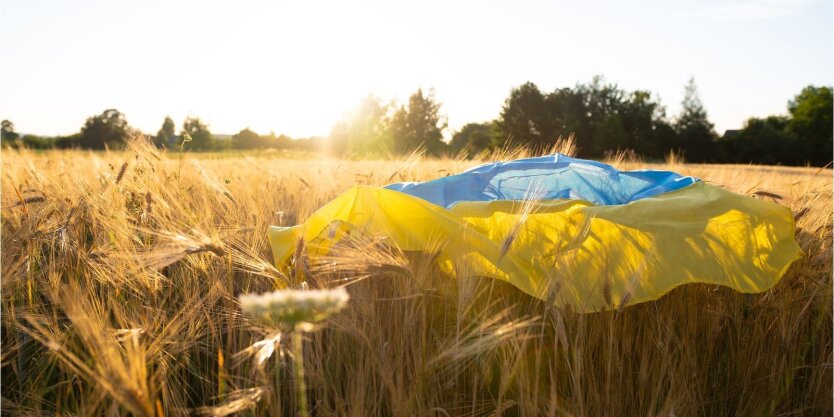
xmin=384 ymin=154 xmax=699 ymax=208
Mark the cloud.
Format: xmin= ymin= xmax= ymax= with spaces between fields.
xmin=700 ymin=0 xmax=814 ymax=21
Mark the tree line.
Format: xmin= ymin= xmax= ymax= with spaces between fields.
xmin=450 ymin=78 xmax=830 ymax=166
xmin=0 ymin=113 xmax=322 ymax=152
xmin=2 ymin=78 xmax=831 ymax=166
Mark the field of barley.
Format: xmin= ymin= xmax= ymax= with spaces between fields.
xmin=1 ymin=139 xmax=831 ymax=417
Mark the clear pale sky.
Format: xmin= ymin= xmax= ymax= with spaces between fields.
xmin=1 ymin=0 xmax=831 ymax=138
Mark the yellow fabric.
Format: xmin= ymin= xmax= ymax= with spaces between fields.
xmin=269 ymin=182 xmax=801 ymax=313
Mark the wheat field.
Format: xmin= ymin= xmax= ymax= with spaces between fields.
xmin=1 ymin=139 xmax=831 ymax=416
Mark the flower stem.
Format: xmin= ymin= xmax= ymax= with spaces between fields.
xmin=292 ymin=330 xmax=309 ymax=417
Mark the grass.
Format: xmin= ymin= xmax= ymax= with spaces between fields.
xmin=1 ymin=138 xmax=831 ymax=416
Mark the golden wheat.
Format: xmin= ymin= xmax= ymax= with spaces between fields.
xmin=1 ymin=138 xmax=830 ymax=416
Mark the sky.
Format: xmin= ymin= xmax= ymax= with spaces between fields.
xmin=1 ymin=0 xmax=831 ymax=138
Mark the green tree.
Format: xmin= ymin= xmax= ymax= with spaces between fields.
xmin=498 ymin=82 xmax=552 ymax=147
xmin=156 ymin=116 xmax=176 ymax=148
xmin=1 ymin=120 xmax=19 ymax=143
xmin=450 ymin=122 xmax=494 ymax=153
xmin=328 ymin=95 xmax=392 ymax=155
xmin=327 ymin=121 xmax=350 ymax=154
xmin=721 ymin=116 xmax=798 ymax=165
xmin=232 ymin=128 xmax=263 ymax=149
xmin=54 ymin=134 xmax=80 ymax=149
xmin=258 ymin=131 xmax=293 ymax=149
xmin=619 ymin=90 xmax=672 ymax=158
xmin=390 ymin=89 xmax=447 ymax=155
xmin=787 ymin=85 xmax=833 ymax=166
xmin=577 ymin=76 xmax=628 ymax=155
xmin=78 ymin=109 xmax=130 ymax=149
xmin=180 ymin=117 xmax=214 ymax=151
xmin=21 ymin=134 xmax=54 ymax=149
xmin=674 ymin=78 xmax=716 ymax=162
xmin=545 ymin=87 xmax=589 ymax=152
xmin=594 ymin=114 xmax=629 ymax=153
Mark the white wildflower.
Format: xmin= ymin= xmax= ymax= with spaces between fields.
xmin=239 ymin=287 xmax=350 ymax=328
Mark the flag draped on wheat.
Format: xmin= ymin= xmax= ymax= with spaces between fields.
xmin=269 ymin=155 xmax=801 ymax=313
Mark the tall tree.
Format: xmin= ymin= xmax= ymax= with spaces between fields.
xmin=232 ymin=128 xmax=263 ymax=149
xmin=390 ymin=89 xmax=447 ymax=154
xmin=498 ymin=82 xmax=552 ymax=147
xmin=155 ymin=116 xmax=176 ymax=148
xmin=181 ymin=117 xmax=213 ymax=150
xmin=619 ymin=90 xmax=672 ymax=157
xmin=450 ymin=122 xmax=494 ymax=153
xmin=674 ymin=78 xmax=716 ymax=162
xmin=328 ymin=95 xmax=392 ymax=155
xmin=787 ymin=85 xmax=833 ymax=166
xmin=1 ymin=119 xmax=19 ymax=143
xmin=721 ymin=116 xmax=797 ymax=165
xmin=545 ymin=87 xmax=589 ymax=151
xmin=260 ymin=132 xmax=293 ymax=149
xmin=594 ymin=113 xmax=629 ymax=153
xmin=577 ymin=76 xmax=628 ymax=155
xmin=78 ymin=109 xmax=130 ymax=149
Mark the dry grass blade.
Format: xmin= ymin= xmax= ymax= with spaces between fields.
xmin=115 ymin=161 xmax=129 ymax=184
xmin=119 ymin=229 xmax=227 ymax=271
xmin=793 ymin=207 xmax=809 ymax=222
xmin=3 ymin=195 xmax=45 ymax=209
xmin=234 ymin=332 xmax=284 ymax=374
xmin=545 ymin=135 xmax=578 ymax=157
xmin=499 ymin=181 xmax=546 ymax=259
xmin=295 ymin=175 xmax=311 ymax=188
xmin=195 ymin=387 xmax=268 ymax=417
xmin=229 ymin=240 xmax=290 ymax=285
xmin=184 ymin=242 xmax=226 ymax=257
xmin=752 ymin=190 xmax=784 ymax=201
xmin=429 ymin=309 xmax=540 ymax=368
xmin=291 ymin=237 xmax=311 ymax=287
xmin=311 ymin=233 xmax=413 ymax=284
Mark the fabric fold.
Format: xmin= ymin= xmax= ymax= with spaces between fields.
xmin=384 ymin=154 xmax=699 ymax=208
xmin=270 ymin=176 xmax=801 ymax=313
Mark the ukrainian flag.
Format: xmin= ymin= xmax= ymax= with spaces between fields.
xmin=270 ymin=155 xmax=801 ymax=313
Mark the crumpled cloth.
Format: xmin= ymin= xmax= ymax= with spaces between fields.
xmin=269 ymin=155 xmax=801 ymax=313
